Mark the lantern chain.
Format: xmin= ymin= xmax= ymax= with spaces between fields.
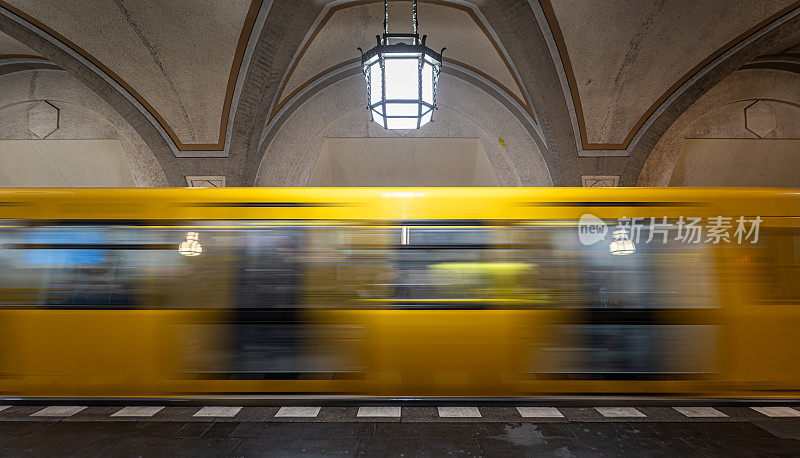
xmin=383 ymin=0 xmax=420 ymax=40
xmin=383 ymin=0 xmax=389 ymax=38
xmin=412 ymin=0 xmax=418 ymax=37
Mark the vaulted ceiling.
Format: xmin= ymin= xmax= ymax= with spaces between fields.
xmin=1 ymin=0 xmax=799 ymax=186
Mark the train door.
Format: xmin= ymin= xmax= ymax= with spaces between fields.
xmin=521 ymin=219 xmax=723 ymax=395
xmin=304 ymin=223 xmax=541 ymax=396
xmin=722 ymin=223 xmax=800 ymax=394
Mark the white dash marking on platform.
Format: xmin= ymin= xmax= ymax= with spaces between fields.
xmin=111 ymin=406 xmax=165 ymax=417
xmin=357 ymin=406 xmax=401 ymax=417
xmin=0 ymin=406 xmax=10 ymax=413
xmin=673 ymin=407 xmax=727 ymax=418
xmin=751 ymin=407 xmax=800 ymax=417
xmin=438 ymin=407 xmax=481 ymax=418
xmin=31 ymin=406 xmax=87 ymax=417
xmin=595 ymin=407 xmax=646 ymax=418
xmin=193 ymin=406 xmax=242 ymax=417
xmin=517 ymin=407 xmax=564 ymax=418
xmin=275 ymin=407 xmax=321 ymax=418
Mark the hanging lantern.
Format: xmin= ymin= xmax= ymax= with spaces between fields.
xmin=178 ymin=231 xmax=203 ymax=257
xmin=360 ymin=0 xmax=444 ymax=130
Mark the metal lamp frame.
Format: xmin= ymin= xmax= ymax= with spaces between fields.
xmin=359 ymin=0 xmax=444 ymax=130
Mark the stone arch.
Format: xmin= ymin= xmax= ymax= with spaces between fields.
xmin=0 ymin=5 xmax=182 ymax=184
xmin=625 ymin=11 xmax=800 ymax=185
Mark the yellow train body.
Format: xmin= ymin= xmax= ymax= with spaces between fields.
xmin=0 ymin=187 xmax=797 ymax=399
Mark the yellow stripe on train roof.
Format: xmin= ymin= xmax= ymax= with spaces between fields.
xmin=0 ymin=187 xmax=798 ymax=221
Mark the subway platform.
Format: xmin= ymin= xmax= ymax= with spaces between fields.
xmin=1 ymin=404 xmax=799 ymax=456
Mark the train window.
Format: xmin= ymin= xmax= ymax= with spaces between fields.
xmin=533 ymin=224 xmax=718 ymax=309
xmin=0 ymin=219 xmax=732 ymax=311
xmin=743 ymin=227 xmax=800 ymax=305
xmin=301 ymin=223 xmax=719 ymax=309
xmin=234 ymin=226 xmax=303 ymax=309
xmin=0 ymin=226 xmax=131 ymax=308
xmin=0 ymin=224 xmax=231 ymax=309
xmin=302 ymin=225 xmax=501 ymax=307
xmin=390 ymin=226 xmax=490 ymax=302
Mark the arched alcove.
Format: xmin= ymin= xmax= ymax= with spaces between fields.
xmin=255 ymin=74 xmax=553 ymax=187
xmin=0 ymin=69 xmax=167 ymax=186
xmin=639 ymin=69 xmax=800 ymax=187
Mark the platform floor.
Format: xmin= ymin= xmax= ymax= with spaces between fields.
xmin=1 ymin=405 xmax=799 ymax=456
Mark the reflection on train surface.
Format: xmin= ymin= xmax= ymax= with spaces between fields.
xmin=0 ymin=188 xmax=798 ymax=398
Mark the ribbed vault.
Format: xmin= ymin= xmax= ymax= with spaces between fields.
xmin=1 ymin=0 xmax=800 ymax=187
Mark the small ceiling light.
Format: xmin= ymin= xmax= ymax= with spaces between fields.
xmin=360 ymin=0 xmax=444 ymax=130
xmin=609 ymin=229 xmax=635 ymax=256
xmin=179 ymin=231 xmax=203 ymax=257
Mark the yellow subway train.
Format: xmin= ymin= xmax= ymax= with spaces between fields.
xmin=0 ymin=187 xmax=798 ymax=399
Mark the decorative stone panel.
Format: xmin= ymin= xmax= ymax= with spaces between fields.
xmin=186 ymin=176 xmax=226 ymax=187
xmin=27 ymin=101 xmax=59 ymax=139
xmin=581 ymin=175 xmax=620 ymax=187
xmin=745 ymin=101 xmax=776 ymax=138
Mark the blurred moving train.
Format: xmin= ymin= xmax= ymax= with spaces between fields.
xmin=0 ymin=187 xmax=799 ymax=399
